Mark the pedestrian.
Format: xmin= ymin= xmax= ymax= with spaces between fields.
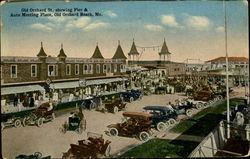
xmin=23 ymin=93 xmax=29 ymax=107
xmin=29 ymin=95 xmax=34 ymax=107
xmin=13 ymin=94 xmax=18 ymax=107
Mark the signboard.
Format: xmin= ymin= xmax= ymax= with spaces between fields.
xmin=79 ymin=78 xmax=86 ymax=87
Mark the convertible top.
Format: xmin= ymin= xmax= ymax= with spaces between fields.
xmin=143 ymin=106 xmax=171 ymax=111
xmin=122 ymin=111 xmax=153 ymax=119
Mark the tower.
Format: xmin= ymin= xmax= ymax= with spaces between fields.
xmin=128 ymin=39 xmax=140 ymax=64
xmin=37 ymin=42 xmax=47 ymax=80
xmin=159 ymin=38 xmax=171 ymax=62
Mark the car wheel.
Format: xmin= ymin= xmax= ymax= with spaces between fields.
xmin=168 ymin=118 xmax=176 ymax=125
xmin=14 ymin=119 xmax=22 ymax=128
xmin=165 ymin=121 xmax=170 ymax=127
xmin=196 ymin=103 xmax=202 ymax=109
xmin=129 ymin=97 xmax=134 ymax=103
xmin=105 ymin=144 xmax=111 ymax=157
xmin=139 ymin=131 xmax=149 ymax=141
xmin=109 ymin=128 xmax=118 ymax=136
xmin=113 ymin=106 xmax=119 ymax=113
xmin=157 ymin=122 xmax=167 ymax=131
xmin=36 ymin=118 xmax=44 ymax=127
xmin=186 ymin=109 xmax=192 ymax=117
xmin=76 ymin=128 xmax=83 ymax=134
xmin=22 ymin=117 xmax=28 ymax=127
xmin=59 ymin=127 xmax=67 ymax=134
xmin=34 ymin=152 xmax=42 ymax=158
xmin=51 ymin=113 xmax=56 ymax=121
xmin=218 ymin=95 xmax=223 ymax=100
xmin=1 ymin=122 xmax=5 ymax=131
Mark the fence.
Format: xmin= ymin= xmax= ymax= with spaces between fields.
xmin=189 ymin=120 xmax=250 ymax=157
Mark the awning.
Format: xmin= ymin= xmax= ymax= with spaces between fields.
xmin=51 ymin=77 xmax=128 ymax=89
xmin=1 ymin=85 xmax=45 ymax=95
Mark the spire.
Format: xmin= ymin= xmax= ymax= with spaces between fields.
xmin=112 ymin=41 xmax=127 ymax=59
xmin=58 ymin=43 xmax=67 ymax=58
xmin=91 ymin=44 xmax=104 ymax=59
xmin=159 ymin=38 xmax=171 ymax=55
xmin=37 ymin=41 xmax=47 ymax=57
xmin=128 ymin=39 xmax=139 ymax=56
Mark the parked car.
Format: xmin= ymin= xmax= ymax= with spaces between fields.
xmin=193 ymin=90 xmax=213 ymax=102
xmin=22 ymin=102 xmax=57 ymax=127
xmin=60 ymin=107 xmax=86 ymax=134
xmin=16 ymin=152 xmax=51 ymax=159
xmin=107 ymin=112 xmax=153 ymax=141
xmin=102 ymin=98 xmax=127 ymax=113
xmin=143 ymin=106 xmax=178 ymax=130
xmin=155 ymin=86 xmax=167 ymax=94
xmin=62 ymin=132 xmax=111 ymax=159
xmin=80 ymin=95 xmax=102 ymax=109
xmin=120 ymin=89 xmax=143 ymax=102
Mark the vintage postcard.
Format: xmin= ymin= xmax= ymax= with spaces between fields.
xmin=1 ymin=0 xmax=249 ymax=158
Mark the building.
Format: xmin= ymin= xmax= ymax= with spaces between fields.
xmin=1 ymin=42 xmax=127 ymax=85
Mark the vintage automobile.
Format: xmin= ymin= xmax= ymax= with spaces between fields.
xmin=155 ymin=86 xmax=167 ymax=95
xmin=120 ymin=89 xmax=143 ymax=102
xmin=22 ymin=102 xmax=57 ymax=127
xmin=80 ymin=95 xmax=102 ymax=109
xmin=172 ymin=100 xmax=195 ymax=117
xmin=193 ymin=90 xmax=213 ymax=102
xmin=102 ymin=97 xmax=127 ymax=113
xmin=143 ymin=106 xmax=179 ymax=130
xmin=15 ymin=152 xmax=51 ymax=159
xmin=107 ymin=112 xmax=153 ymax=141
xmin=60 ymin=107 xmax=86 ymax=134
xmin=62 ymin=132 xmax=111 ymax=159
xmin=1 ymin=108 xmax=35 ymax=131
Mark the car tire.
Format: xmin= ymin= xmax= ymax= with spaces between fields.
xmin=139 ymin=131 xmax=150 ymax=141
xmin=1 ymin=122 xmax=5 ymax=131
xmin=186 ymin=109 xmax=192 ymax=117
xmin=168 ymin=118 xmax=176 ymax=125
xmin=218 ymin=95 xmax=223 ymax=99
xmin=109 ymin=128 xmax=118 ymax=136
xmin=196 ymin=103 xmax=202 ymax=109
xmin=51 ymin=113 xmax=56 ymax=121
xmin=36 ymin=118 xmax=44 ymax=127
xmin=14 ymin=119 xmax=22 ymax=128
xmin=129 ymin=97 xmax=134 ymax=103
xmin=34 ymin=152 xmax=42 ymax=158
xmin=105 ymin=144 xmax=111 ymax=157
xmin=113 ymin=106 xmax=119 ymax=113
xmin=22 ymin=117 xmax=27 ymax=127
xmin=157 ymin=122 xmax=167 ymax=131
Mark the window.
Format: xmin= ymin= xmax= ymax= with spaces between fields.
xmin=96 ymin=64 xmax=100 ymax=74
xmin=75 ymin=64 xmax=79 ymax=75
xmin=11 ymin=65 xmax=17 ymax=78
xmin=120 ymin=65 xmax=126 ymax=73
xmin=31 ymin=64 xmax=37 ymax=77
xmin=88 ymin=64 xmax=93 ymax=74
xmin=114 ymin=64 xmax=117 ymax=73
xmin=0 ymin=65 xmax=2 ymax=79
xmin=107 ymin=64 xmax=111 ymax=73
xmin=103 ymin=64 xmax=107 ymax=73
xmin=48 ymin=65 xmax=58 ymax=76
xmin=66 ymin=64 xmax=71 ymax=75
xmin=83 ymin=64 xmax=88 ymax=74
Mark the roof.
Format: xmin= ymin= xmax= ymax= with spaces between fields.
xmin=207 ymin=57 xmax=249 ymax=63
xmin=159 ymin=39 xmax=171 ymax=55
xmin=91 ymin=45 xmax=104 ymax=59
xmin=122 ymin=112 xmax=153 ymax=119
xmin=1 ymin=85 xmax=45 ymax=95
xmin=37 ymin=42 xmax=47 ymax=57
xmin=112 ymin=42 xmax=127 ymax=59
xmin=128 ymin=40 xmax=140 ymax=56
xmin=57 ymin=44 xmax=67 ymax=58
xmin=143 ymin=106 xmax=171 ymax=111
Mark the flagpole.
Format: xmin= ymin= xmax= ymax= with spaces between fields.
xmin=223 ymin=0 xmax=230 ymax=139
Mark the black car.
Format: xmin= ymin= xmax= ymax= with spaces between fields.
xmin=80 ymin=95 xmax=102 ymax=109
xmin=143 ymin=106 xmax=178 ymax=131
xmin=121 ymin=89 xmax=143 ymax=102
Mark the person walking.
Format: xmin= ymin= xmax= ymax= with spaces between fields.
xmin=13 ymin=94 xmax=18 ymax=107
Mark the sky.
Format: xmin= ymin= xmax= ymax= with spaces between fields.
xmin=1 ymin=0 xmax=248 ymax=63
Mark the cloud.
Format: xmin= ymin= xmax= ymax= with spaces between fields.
xmin=243 ymin=0 xmax=248 ymax=6
xmin=216 ymin=26 xmax=225 ymax=32
xmin=84 ymin=21 xmax=109 ymax=31
xmin=65 ymin=17 xmax=91 ymax=31
xmin=30 ymin=23 xmax=53 ymax=31
xmin=161 ymin=14 xmax=182 ymax=28
xmin=184 ymin=14 xmax=212 ymax=30
xmin=105 ymin=10 xmax=117 ymax=18
xmin=144 ymin=24 xmax=164 ymax=31
xmin=48 ymin=16 xmax=66 ymax=22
